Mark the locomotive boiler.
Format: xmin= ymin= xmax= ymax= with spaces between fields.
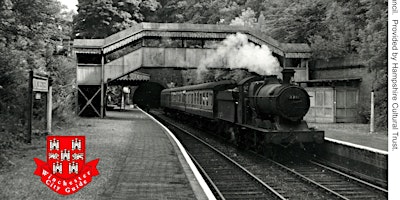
xmin=160 ymin=69 xmax=324 ymax=150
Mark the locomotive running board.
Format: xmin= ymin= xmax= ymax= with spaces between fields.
xmin=238 ymin=123 xmax=324 ymax=144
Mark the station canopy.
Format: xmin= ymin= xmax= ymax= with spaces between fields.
xmin=108 ymin=71 xmax=150 ymax=86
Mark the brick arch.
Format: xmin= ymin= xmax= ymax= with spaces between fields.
xmin=136 ymin=68 xmax=184 ymax=88
xmin=132 ymin=81 xmax=165 ymax=109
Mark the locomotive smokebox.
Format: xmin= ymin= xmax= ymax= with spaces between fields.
xmin=282 ymin=68 xmax=295 ymax=84
xmin=262 ymin=75 xmax=279 ymax=84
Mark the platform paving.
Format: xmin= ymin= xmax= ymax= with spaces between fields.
xmin=0 ymin=109 xmax=212 ymax=199
xmin=98 ymin=109 xmax=208 ymax=199
xmin=309 ymin=123 xmax=388 ymax=152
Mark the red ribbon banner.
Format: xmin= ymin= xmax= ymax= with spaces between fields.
xmin=34 ymin=158 xmax=99 ymax=195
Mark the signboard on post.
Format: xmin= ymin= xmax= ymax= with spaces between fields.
xmin=26 ymin=71 xmax=52 ymax=143
xmin=33 ymin=76 xmax=49 ymax=92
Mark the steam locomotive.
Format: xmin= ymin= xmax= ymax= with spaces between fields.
xmin=160 ymin=69 xmax=324 ymax=150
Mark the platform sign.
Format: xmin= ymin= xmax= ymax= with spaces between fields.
xmin=33 ymin=76 xmax=49 ymax=92
xmin=26 ymin=71 xmax=52 ymax=144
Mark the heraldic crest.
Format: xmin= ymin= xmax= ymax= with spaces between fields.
xmin=34 ymin=136 xmax=99 ymax=195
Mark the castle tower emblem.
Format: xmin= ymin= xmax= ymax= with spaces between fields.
xmin=69 ymin=162 xmax=79 ymax=174
xmin=53 ymin=162 xmax=62 ymax=174
xmin=61 ymin=149 xmax=70 ymax=161
xmin=49 ymin=138 xmax=59 ymax=150
xmin=72 ymin=138 xmax=82 ymax=150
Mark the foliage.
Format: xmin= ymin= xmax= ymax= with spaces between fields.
xmin=357 ymin=0 xmax=387 ymax=128
xmin=73 ymin=0 xmax=161 ymax=38
xmin=0 ymin=0 xmax=76 ymax=148
xmin=230 ymin=7 xmax=257 ymax=27
xmin=107 ymin=86 xmax=123 ymax=105
xmin=152 ymin=0 xmax=244 ymax=24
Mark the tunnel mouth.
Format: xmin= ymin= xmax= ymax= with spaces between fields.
xmin=132 ymin=82 xmax=165 ymax=109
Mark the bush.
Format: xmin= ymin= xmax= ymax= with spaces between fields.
xmin=356 ymin=103 xmax=370 ymax=124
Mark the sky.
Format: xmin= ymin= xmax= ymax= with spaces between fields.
xmin=58 ymin=0 xmax=78 ymax=12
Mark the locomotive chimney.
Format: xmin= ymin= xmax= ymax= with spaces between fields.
xmin=282 ymin=68 xmax=295 ymax=84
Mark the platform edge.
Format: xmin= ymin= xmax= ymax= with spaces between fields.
xmin=139 ymin=108 xmax=216 ymax=200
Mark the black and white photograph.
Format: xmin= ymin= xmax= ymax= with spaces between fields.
xmin=0 ymin=0 xmax=391 ymax=199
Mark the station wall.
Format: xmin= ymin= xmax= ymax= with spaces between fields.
xmin=308 ymin=56 xmax=376 ymax=123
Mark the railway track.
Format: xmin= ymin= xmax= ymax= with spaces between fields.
xmin=152 ymin=111 xmax=388 ymax=199
xmin=165 ymin=118 xmax=285 ymax=199
xmin=275 ymin=159 xmax=388 ymax=200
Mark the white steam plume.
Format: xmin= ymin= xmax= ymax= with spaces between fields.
xmin=197 ymin=33 xmax=281 ymax=81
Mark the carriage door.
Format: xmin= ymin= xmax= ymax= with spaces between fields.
xmin=305 ymin=87 xmax=335 ymax=123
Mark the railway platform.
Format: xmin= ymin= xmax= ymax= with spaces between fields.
xmin=309 ymin=123 xmax=388 ymax=152
xmin=0 ymin=108 xmax=214 ymax=199
xmin=97 ymin=108 xmax=213 ymax=199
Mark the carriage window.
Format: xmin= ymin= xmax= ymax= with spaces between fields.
xmin=204 ymin=92 xmax=207 ymax=106
xmin=209 ymin=93 xmax=213 ymax=106
xmin=204 ymin=93 xmax=206 ymax=106
xmin=202 ymin=93 xmax=205 ymax=105
xmin=199 ymin=92 xmax=202 ymax=105
xmin=204 ymin=92 xmax=206 ymax=105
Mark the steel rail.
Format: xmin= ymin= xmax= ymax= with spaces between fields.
xmin=168 ymin=120 xmax=287 ymax=200
xmin=154 ymin=111 xmax=386 ymax=199
xmin=269 ymin=159 xmax=350 ymax=200
xmin=309 ymin=160 xmax=388 ymax=193
xmin=188 ymin=153 xmax=225 ymax=200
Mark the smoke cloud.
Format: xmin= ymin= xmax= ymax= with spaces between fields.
xmin=197 ymin=33 xmax=281 ymax=82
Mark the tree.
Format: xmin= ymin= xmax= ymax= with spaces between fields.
xmin=150 ymin=0 xmax=188 ymax=23
xmin=267 ymin=0 xmax=329 ymax=43
xmin=0 ymin=0 xmax=77 ymax=147
xmin=230 ymin=7 xmax=257 ymax=27
xmin=356 ymin=0 xmax=388 ymax=128
xmin=152 ymin=0 xmax=246 ymax=24
xmin=73 ymin=0 xmax=161 ymax=38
